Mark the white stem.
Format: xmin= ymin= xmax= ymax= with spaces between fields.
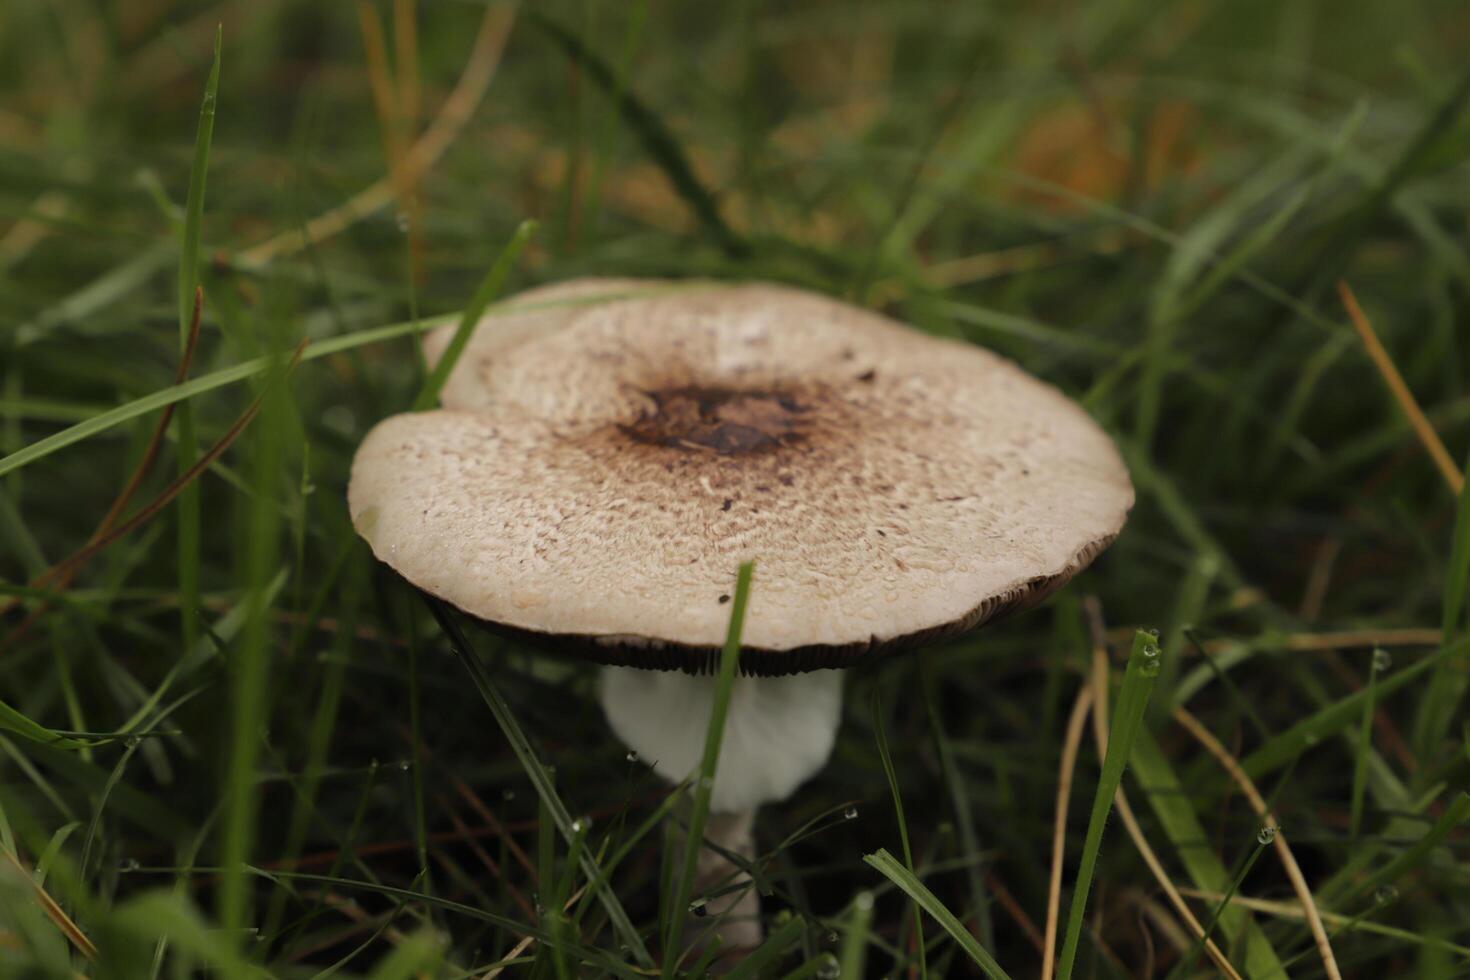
xmin=599 ymin=666 xmax=844 ymax=813
xmin=599 ymin=666 xmax=845 ymax=960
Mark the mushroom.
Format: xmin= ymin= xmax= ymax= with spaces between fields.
xmin=347 ymin=278 xmax=1133 ymax=954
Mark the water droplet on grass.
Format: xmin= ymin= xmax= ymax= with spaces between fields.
xmin=1372 ymin=649 xmax=1392 ymax=672
xmin=1257 ymin=825 xmax=1277 ymax=845
xmin=844 ymin=806 xmax=858 ymax=820
xmin=689 ymin=899 xmax=707 ymax=917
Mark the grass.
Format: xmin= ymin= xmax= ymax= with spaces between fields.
xmin=2 ymin=0 xmax=1470 ymax=976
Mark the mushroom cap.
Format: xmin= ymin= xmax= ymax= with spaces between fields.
xmin=348 ymin=279 xmax=1133 ymax=675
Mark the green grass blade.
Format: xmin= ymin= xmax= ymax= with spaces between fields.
xmin=173 ymin=27 xmax=221 ymax=661
xmin=1241 ymin=638 xmax=1464 ymax=780
xmin=920 ymin=656 xmax=992 ymax=949
xmin=217 ymin=336 xmax=290 ymax=958
xmin=424 ymin=596 xmax=654 ymax=968
xmin=364 ymin=932 xmax=444 ymax=979
xmin=1319 ymin=792 xmax=1470 ymax=910
xmin=1055 ymin=630 xmax=1159 ymax=980
xmin=721 ymin=911 xmax=805 ymax=980
xmin=1414 ymin=450 xmax=1470 ymax=763
xmin=179 ymin=27 xmax=221 ymax=341
xmin=411 ymin=219 xmax=537 ymax=411
xmin=863 ymin=849 xmax=1011 ymax=980
xmin=0 ymin=699 xmax=99 ymax=750
xmin=1130 ymin=731 xmax=1289 ymax=979
xmin=838 ymin=891 xmax=875 ymax=980
xmin=664 ymin=561 xmax=754 ymax=977
xmin=1349 ymin=651 xmax=1385 ymax=840
xmin=872 ymin=686 xmax=926 ymax=979
xmin=526 ymin=10 xmax=747 ymax=259
xmin=0 ymin=286 xmax=697 ymax=481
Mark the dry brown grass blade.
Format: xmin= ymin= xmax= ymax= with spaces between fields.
xmin=452 ymin=775 xmax=539 ymax=883
xmin=1106 ymin=625 xmax=1442 ymax=654
xmin=983 ymin=869 xmax=1046 ymax=955
xmin=2 ymin=851 xmax=97 ymax=961
xmin=21 ymin=341 xmax=306 ymax=603
xmin=439 ymin=797 xmax=540 ymax=924
xmin=90 ymin=286 xmax=206 ymax=540
xmin=1084 ymin=610 xmax=1245 ymax=980
xmin=1041 ymin=683 xmax=1093 ymax=980
xmin=237 ymin=2 xmax=514 ymax=269
xmin=1338 ymin=279 xmax=1463 ymax=494
xmin=1172 ymin=705 xmax=1343 ymax=980
xmin=0 ymin=289 xmax=206 ymax=644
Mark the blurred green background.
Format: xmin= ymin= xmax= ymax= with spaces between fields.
xmin=2 ymin=0 xmax=1470 ymax=976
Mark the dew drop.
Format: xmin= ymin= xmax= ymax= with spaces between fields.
xmin=395 ymin=211 xmax=411 ymax=232
xmin=1372 ymin=649 xmax=1392 ymax=672
xmin=1140 ymin=658 xmax=1161 ymax=678
xmin=1374 ymin=885 xmax=1398 ymax=904
xmin=855 ymin=891 xmax=874 ymax=911
xmin=571 ymin=819 xmax=585 ymax=833
xmin=689 ymin=899 xmax=708 ymax=917
xmin=119 ymin=858 xmax=140 ymax=872
xmin=825 ymin=930 xmax=838 ymax=944
xmin=816 ymin=953 xmax=840 ymax=979
xmin=625 ymin=750 xmax=639 ymax=763
xmin=1257 ymin=825 xmax=1277 ymax=845
xmin=124 ymin=736 xmax=141 ymax=749
xmin=502 ymin=788 xmax=516 ymax=802
xmin=844 ymin=806 xmax=858 ymax=821
xmin=699 ymin=776 xmax=715 ymax=790
xmin=398 ymin=761 xmax=412 ymax=771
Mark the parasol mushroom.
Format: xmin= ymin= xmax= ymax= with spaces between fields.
xmin=347 ymin=278 xmax=1133 ymax=954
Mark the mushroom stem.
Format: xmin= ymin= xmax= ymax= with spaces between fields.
xmin=599 ymin=665 xmax=844 ymax=952
xmin=681 ymin=806 xmax=762 ymax=957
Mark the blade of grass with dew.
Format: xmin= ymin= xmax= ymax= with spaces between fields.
xmin=663 ymin=561 xmax=753 ymax=977
xmin=1129 ymin=730 xmax=1288 ymax=979
xmin=1151 ymin=553 xmax=1217 ymax=724
xmin=423 ymin=595 xmax=653 ymax=968
xmin=1162 ymin=836 xmax=1267 ymax=980
xmin=1318 ymin=792 xmax=1470 ymax=910
xmin=411 ymin=219 xmax=536 ymax=410
xmin=1240 ymin=637 xmax=1465 ymax=780
xmin=1055 ymin=630 xmax=1159 ymax=980
xmin=175 ymin=27 xmax=221 ymax=661
xmin=873 ymin=685 xmax=927 ymax=979
xmin=863 ymin=849 xmax=1011 ymax=980
xmin=1414 ymin=450 xmax=1470 ymax=765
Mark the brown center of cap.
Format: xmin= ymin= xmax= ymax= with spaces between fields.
xmin=619 ymin=386 xmax=809 ymax=455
